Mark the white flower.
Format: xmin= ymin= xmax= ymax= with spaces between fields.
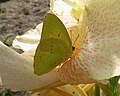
xmin=12 ymin=0 xmax=120 ymax=85
xmin=58 ymin=0 xmax=120 ymax=84
xmin=0 ymin=41 xmax=61 ymax=91
xmin=0 ymin=0 xmax=120 ymax=93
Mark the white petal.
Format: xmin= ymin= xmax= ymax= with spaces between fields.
xmin=79 ymin=0 xmax=120 ymax=80
xmin=59 ymin=0 xmax=120 ymax=84
xmin=12 ymin=23 xmax=43 ymax=51
xmin=0 ymin=42 xmax=60 ymax=91
xmin=51 ymin=0 xmax=72 ymax=15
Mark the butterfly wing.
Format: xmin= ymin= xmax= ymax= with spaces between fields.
xmin=34 ymin=13 xmax=72 ymax=75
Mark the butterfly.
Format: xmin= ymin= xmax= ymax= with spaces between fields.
xmin=34 ymin=13 xmax=83 ymax=75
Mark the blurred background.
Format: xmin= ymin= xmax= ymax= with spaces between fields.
xmin=0 ymin=0 xmax=49 ymax=46
xmin=0 ymin=0 xmax=49 ymax=95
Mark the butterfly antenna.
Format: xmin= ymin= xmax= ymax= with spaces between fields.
xmin=69 ymin=29 xmax=72 ymax=40
xmin=73 ymin=34 xmax=79 ymax=46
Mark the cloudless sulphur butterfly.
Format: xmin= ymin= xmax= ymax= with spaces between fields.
xmin=34 ymin=13 xmax=73 ymax=75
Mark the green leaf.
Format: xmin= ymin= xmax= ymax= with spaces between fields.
xmin=109 ymin=76 xmax=120 ymax=90
xmin=98 ymin=76 xmax=120 ymax=96
xmin=98 ymin=83 xmax=114 ymax=96
xmin=0 ymin=0 xmax=10 ymax=3
xmin=0 ymin=8 xmax=6 ymax=13
xmin=34 ymin=13 xmax=72 ymax=75
xmin=94 ymin=84 xmax=100 ymax=96
xmin=3 ymin=35 xmax=13 ymax=46
xmin=108 ymin=76 xmax=120 ymax=96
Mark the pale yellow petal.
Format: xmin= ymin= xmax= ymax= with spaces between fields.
xmin=59 ymin=0 xmax=120 ymax=84
xmin=79 ymin=0 xmax=120 ymax=80
xmin=12 ymin=23 xmax=43 ymax=51
xmin=0 ymin=42 xmax=61 ymax=91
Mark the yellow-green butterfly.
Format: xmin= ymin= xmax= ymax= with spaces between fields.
xmin=34 ymin=13 xmax=73 ymax=75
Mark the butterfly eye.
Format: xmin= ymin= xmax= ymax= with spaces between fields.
xmin=72 ymin=46 xmax=75 ymax=51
